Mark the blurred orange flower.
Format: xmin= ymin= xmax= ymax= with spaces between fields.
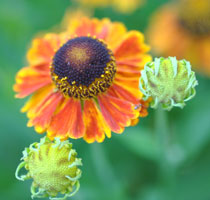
xmin=14 ymin=17 xmax=151 ymax=143
xmin=147 ymin=0 xmax=210 ymax=76
xmin=75 ymin=0 xmax=144 ymax=14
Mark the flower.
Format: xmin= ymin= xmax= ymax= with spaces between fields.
xmin=139 ymin=57 xmax=198 ymax=110
xmin=147 ymin=0 xmax=210 ymax=76
xmin=15 ymin=137 xmax=82 ymax=199
xmin=14 ymin=17 xmax=151 ymax=143
xmin=75 ymin=0 xmax=144 ymax=14
xmin=75 ymin=0 xmax=109 ymax=8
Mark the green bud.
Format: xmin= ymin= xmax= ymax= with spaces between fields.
xmin=139 ymin=57 xmax=198 ymax=110
xmin=15 ymin=137 xmax=82 ymax=200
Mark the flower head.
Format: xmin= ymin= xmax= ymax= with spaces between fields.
xmin=15 ymin=137 xmax=82 ymax=200
xmin=178 ymin=0 xmax=210 ymax=35
xmin=51 ymin=36 xmax=116 ymax=99
xmin=139 ymin=57 xmax=198 ymax=110
xmin=14 ymin=17 xmax=151 ymax=143
xmin=75 ymin=0 xmax=144 ymax=14
xmin=112 ymin=0 xmax=144 ymax=14
xmin=147 ymin=0 xmax=210 ymax=76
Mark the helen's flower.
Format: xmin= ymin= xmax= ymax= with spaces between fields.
xmin=75 ymin=0 xmax=109 ymax=8
xmin=139 ymin=57 xmax=198 ymax=110
xmin=75 ymin=0 xmax=144 ymax=14
xmin=147 ymin=0 xmax=210 ymax=76
xmin=15 ymin=137 xmax=82 ymax=199
xmin=14 ymin=17 xmax=151 ymax=143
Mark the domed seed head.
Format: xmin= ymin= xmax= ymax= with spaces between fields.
xmin=51 ymin=36 xmax=116 ymax=99
xmin=139 ymin=57 xmax=198 ymax=111
xmin=15 ymin=137 xmax=82 ymax=200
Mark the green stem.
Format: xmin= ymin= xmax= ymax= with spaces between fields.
xmin=90 ymin=143 xmax=118 ymax=187
xmin=154 ymin=106 xmax=176 ymax=198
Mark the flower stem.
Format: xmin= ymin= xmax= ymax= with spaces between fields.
xmin=154 ymin=106 xmax=176 ymax=197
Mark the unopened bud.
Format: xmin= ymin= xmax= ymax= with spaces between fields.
xmin=15 ymin=137 xmax=82 ymax=200
xmin=139 ymin=57 xmax=198 ymax=110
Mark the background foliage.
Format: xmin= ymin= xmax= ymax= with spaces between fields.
xmin=0 ymin=0 xmax=210 ymax=200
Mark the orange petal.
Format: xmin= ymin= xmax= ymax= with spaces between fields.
xmin=139 ymin=99 xmax=150 ymax=118
xmin=14 ymin=67 xmax=52 ymax=98
xmin=47 ymin=99 xmax=85 ymax=140
xmin=114 ymin=31 xmax=150 ymax=60
xmin=32 ymin=63 xmax=52 ymax=73
xmin=114 ymin=63 xmax=141 ymax=91
xmin=116 ymin=55 xmax=151 ymax=70
xmin=73 ymin=18 xmax=98 ymax=36
xmin=96 ymin=21 xmax=110 ymax=40
xmin=114 ymin=78 xmax=140 ymax=97
xmin=27 ymin=33 xmax=61 ymax=66
xmin=70 ymin=100 xmax=85 ymax=139
xmin=27 ymin=92 xmax=63 ymax=133
xmin=98 ymin=94 xmax=138 ymax=133
xmin=83 ymin=100 xmax=111 ymax=143
xmin=69 ymin=18 xmax=114 ymax=39
xmin=21 ymin=84 xmax=54 ymax=114
xmin=130 ymin=99 xmax=150 ymax=126
xmin=130 ymin=118 xmax=139 ymax=126
xmin=105 ymin=22 xmax=127 ymax=50
xmin=116 ymin=65 xmax=141 ymax=77
xmin=108 ymin=84 xmax=141 ymax=105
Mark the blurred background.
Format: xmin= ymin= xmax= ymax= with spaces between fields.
xmin=0 ymin=0 xmax=210 ymax=200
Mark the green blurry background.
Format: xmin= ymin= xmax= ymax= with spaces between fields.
xmin=1 ymin=0 xmax=210 ymax=199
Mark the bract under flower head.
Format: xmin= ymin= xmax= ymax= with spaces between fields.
xmin=15 ymin=137 xmax=82 ymax=200
xmin=139 ymin=57 xmax=198 ymax=110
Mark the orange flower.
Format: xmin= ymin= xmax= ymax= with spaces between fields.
xmin=75 ymin=0 xmax=144 ymax=14
xmin=14 ymin=17 xmax=151 ymax=143
xmin=147 ymin=0 xmax=210 ymax=76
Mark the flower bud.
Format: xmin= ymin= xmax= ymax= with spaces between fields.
xmin=15 ymin=137 xmax=82 ymax=200
xmin=139 ymin=57 xmax=198 ymax=110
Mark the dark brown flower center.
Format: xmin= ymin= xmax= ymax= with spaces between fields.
xmin=51 ymin=36 xmax=116 ymax=99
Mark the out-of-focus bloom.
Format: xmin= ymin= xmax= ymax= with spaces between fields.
xmin=15 ymin=137 xmax=82 ymax=199
xmin=75 ymin=0 xmax=144 ymax=14
xmin=147 ymin=0 xmax=210 ymax=76
xmin=14 ymin=17 xmax=151 ymax=143
xmin=112 ymin=0 xmax=144 ymax=13
xmin=61 ymin=8 xmax=92 ymax=30
xmin=75 ymin=0 xmax=109 ymax=8
xmin=139 ymin=57 xmax=198 ymax=110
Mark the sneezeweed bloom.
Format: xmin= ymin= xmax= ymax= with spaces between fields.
xmin=61 ymin=8 xmax=92 ymax=30
xmin=111 ymin=0 xmax=144 ymax=14
xmin=14 ymin=17 xmax=151 ymax=143
xmin=147 ymin=0 xmax=210 ymax=76
xmin=139 ymin=57 xmax=198 ymax=111
xmin=15 ymin=137 xmax=82 ymax=199
xmin=75 ymin=0 xmax=144 ymax=14
xmin=75 ymin=0 xmax=109 ymax=8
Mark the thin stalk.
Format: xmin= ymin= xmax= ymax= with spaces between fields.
xmin=154 ymin=106 xmax=176 ymax=198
